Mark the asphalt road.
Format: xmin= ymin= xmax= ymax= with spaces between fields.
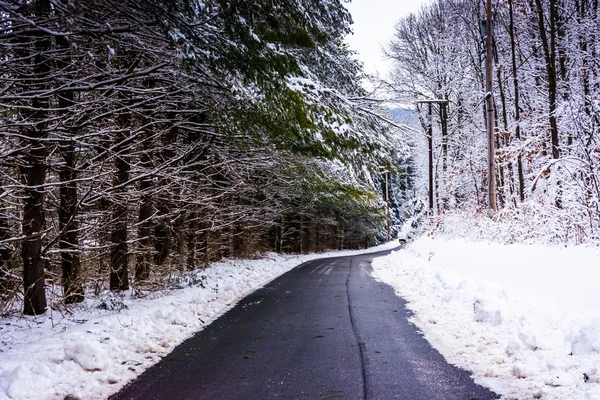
xmin=111 ymin=248 xmax=499 ymax=400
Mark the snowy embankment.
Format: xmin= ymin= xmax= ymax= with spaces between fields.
xmin=372 ymin=235 xmax=600 ymax=400
xmin=0 ymin=244 xmax=395 ymax=400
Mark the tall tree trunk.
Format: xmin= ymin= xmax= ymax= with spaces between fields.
xmin=20 ymin=0 xmax=51 ymax=315
xmin=299 ymin=214 xmax=304 ymax=253
xmin=508 ymin=0 xmax=526 ymax=202
xmin=21 ymin=139 xmax=48 ymax=314
xmin=485 ymin=0 xmax=497 ymax=213
xmin=186 ymin=211 xmax=198 ymax=270
xmin=277 ymin=216 xmax=283 ymax=253
xmin=535 ymin=0 xmax=562 ymax=208
xmin=435 ymin=165 xmax=441 ymax=215
xmin=555 ymin=0 xmax=570 ymax=148
xmin=198 ymin=220 xmax=209 ymax=265
xmin=493 ymin=97 xmax=506 ymax=208
xmin=576 ymin=0 xmax=593 ymax=120
xmin=135 ymin=134 xmax=153 ymax=282
xmin=0 ymin=208 xmax=13 ymax=297
xmin=110 ymin=111 xmax=131 ymax=291
xmin=308 ymin=217 xmax=316 ymax=253
xmin=172 ymin=190 xmax=186 ymax=264
xmin=56 ymin=34 xmax=84 ymax=303
xmin=535 ymin=0 xmax=560 ymax=161
xmin=154 ymin=116 xmax=178 ymax=265
xmin=496 ymin=62 xmax=516 ymax=206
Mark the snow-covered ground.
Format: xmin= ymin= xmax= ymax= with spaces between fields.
xmin=0 ymin=244 xmax=395 ymax=400
xmin=372 ymin=224 xmax=600 ymax=400
xmin=3 ymin=211 xmax=599 ymax=400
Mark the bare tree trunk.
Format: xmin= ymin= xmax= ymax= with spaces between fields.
xmin=186 ymin=211 xmax=198 ymax=270
xmin=576 ymin=0 xmax=593 ymax=119
xmin=508 ymin=0 xmax=526 ymax=202
xmin=198 ymin=220 xmax=209 ymax=265
xmin=154 ymin=117 xmax=178 ymax=265
xmin=56 ymin=34 xmax=84 ymax=303
xmin=535 ymin=0 xmax=562 ymax=208
xmin=496 ymin=63 xmax=515 ymax=206
xmin=277 ymin=217 xmax=283 ymax=253
xmin=299 ymin=214 xmax=304 ymax=253
xmin=20 ymin=0 xmax=51 ymax=315
xmin=172 ymin=191 xmax=186 ymax=264
xmin=0 ymin=208 xmax=13 ymax=296
xmin=535 ymin=0 xmax=560 ymax=161
xmin=435 ymin=164 xmax=441 ymax=215
xmin=485 ymin=0 xmax=497 ymax=213
xmin=58 ymin=143 xmax=84 ymax=303
xmin=555 ymin=0 xmax=570 ymax=148
xmin=135 ymin=134 xmax=153 ymax=281
xmin=110 ymin=111 xmax=131 ymax=291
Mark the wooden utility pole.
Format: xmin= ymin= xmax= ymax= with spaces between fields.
xmin=385 ymin=170 xmax=390 ymax=242
xmin=484 ymin=0 xmax=498 ymax=214
xmin=428 ymin=103 xmax=434 ymax=213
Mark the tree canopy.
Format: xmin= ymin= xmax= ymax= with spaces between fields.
xmin=0 ymin=0 xmax=402 ymax=314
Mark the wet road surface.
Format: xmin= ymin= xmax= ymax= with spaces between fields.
xmin=111 ymin=248 xmax=499 ymax=400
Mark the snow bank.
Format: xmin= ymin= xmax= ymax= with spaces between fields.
xmin=371 ymin=236 xmax=600 ymax=400
xmin=0 ymin=243 xmax=395 ymax=400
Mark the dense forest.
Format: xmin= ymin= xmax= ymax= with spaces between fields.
xmin=0 ymin=0 xmax=409 ymax=315
xmin=387 ymin=0 xmax=600 ymax=243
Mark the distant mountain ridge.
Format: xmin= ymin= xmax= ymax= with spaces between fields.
xmin=387 ymin=107 xmax=417 ymax=125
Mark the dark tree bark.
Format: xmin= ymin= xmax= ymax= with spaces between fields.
xmin=494 ymin=118 xmax=506 ymax=208
xmin=535 ymin=0 xmax=563 ymax=208
xmin=185 ymin=211 xmax=198 ymax=270
xmin=135 ymin=133 xmax=154 ymax=282
xmin=58 ymin=144 xmax=84 ymax=303
xmin=535 ymin=0 xmax=560 ymax=161
xmin=198 ymin=220 xmax=209 ymax=265
xmin=20 ymin=0 xmax=52 ymax=315
xmin=110 ymin=111 xmax=131 ymax=291
xmin=508 ymin=0 xmax=526 ymax=202
xmin=496 ymin=60 xmax=516 ymax=206
xmin=154 ymin=117 xmax=178 ymax=265
xmin=0 ymin=209 xmax=13 ymax=296
xmin=56 ymin=34 xmax=84 ymax=304
xmin=154 ymin=214 xmax=171 ymax=265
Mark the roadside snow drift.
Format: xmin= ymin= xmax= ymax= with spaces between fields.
xmin=371 ymin=237 xmax=600 ymax=400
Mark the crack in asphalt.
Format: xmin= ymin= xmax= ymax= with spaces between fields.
xmin=346 ymin=258 xmax=368 ymax=400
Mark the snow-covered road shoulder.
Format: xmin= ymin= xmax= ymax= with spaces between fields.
xmin=371 ymin=237 xmax=600 ymax=400
xmin=0 ymin=244 xmax=395 ymax=400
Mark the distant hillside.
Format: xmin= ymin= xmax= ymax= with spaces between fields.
xmin=387 ymin=107 xmax=418 ymax=125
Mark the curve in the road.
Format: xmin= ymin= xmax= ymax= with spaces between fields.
xmin=111 ymin=248 xmax=499 ymax=400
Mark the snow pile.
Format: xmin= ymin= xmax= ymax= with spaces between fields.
xmin=0 ymin=244 xmax=395 ymax=400
xmin=371 ymin=236 xmax=600 ymax=400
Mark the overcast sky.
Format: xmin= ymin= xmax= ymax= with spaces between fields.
xmin=344 ymin=0 xmax=430 ymax=77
